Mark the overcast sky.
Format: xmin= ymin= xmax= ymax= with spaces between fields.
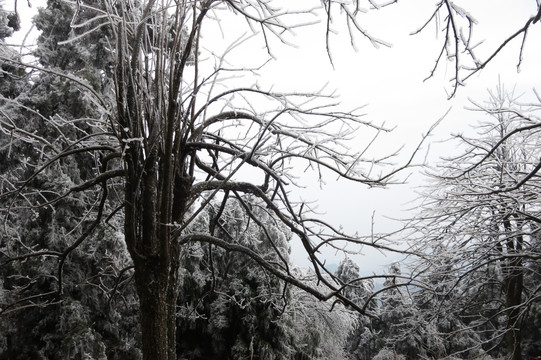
xmin=244 ymin=0 xmax=541 ymax=272
xmin=8 ymin=0 xmax=541 ymax=274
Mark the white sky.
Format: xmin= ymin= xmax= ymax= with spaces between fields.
xmin=7 ymin=0 xmax=541 ymax=274
xmin=246 ymin=0 xmax=541 ymax=273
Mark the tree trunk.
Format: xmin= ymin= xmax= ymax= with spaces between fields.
xmin=504 ymin=265 xmax=523 ymax=360
xmin=134 ymin=258 xmax=177 ymax=360
xmin=502 ymin=219 xmax=524 ymax=360
xmin=167 ymin=249 xmax=180 ymax=360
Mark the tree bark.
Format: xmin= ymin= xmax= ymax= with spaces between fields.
xmin=135 ymin=261 xmax=170 ymax=360
xmin=504 ymin=260 xmax=523 ymax=360
xmin=502 ymin=218 xmax=524 ymax=360
xmin=124 ymin=158 xmax=182 ymax=359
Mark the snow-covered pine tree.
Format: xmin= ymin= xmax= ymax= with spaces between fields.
xmin=285 ymin=262 xmax=358 ymax=360
xmin=371 ymin=263 xmax=422 ymax=359
xmin=0 ymin=1 xmax=139 ymax=358
xmin=177 ymin=196 xmax=293 ymax=359
xmin=334 ymin=257 xmax=378 ymax=360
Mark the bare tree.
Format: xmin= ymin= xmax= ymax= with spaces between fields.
xmin=411 ymin=0 xmax=541 ymax=97
xmin=322 ymin=0 xmax=541 ymax=97
xmin=406 ymin=85 xmax=541 ymax=359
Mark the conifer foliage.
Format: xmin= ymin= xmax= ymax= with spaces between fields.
xmin=177 ymin=197 xmax=292 ymax=359
xmin=1 ymin=1 xmax=140 ymax=358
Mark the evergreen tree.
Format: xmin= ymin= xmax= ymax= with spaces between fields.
xmin=177 ymin=196 xmax=293 ymax=359
xmin=335 ymin=258 xmax=374 ymax=307
xmin=287 ymin=266 xmax=356 ymax=360
xmin=1 ymin=1 xmax=140 ymax=358
xmin=0 ymin=4 xmax=22 ymax=99
xmin=332 ymin=257 xmax=380 ymax=360
xmin=374 ymin=263 xmax=423 ymax=359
